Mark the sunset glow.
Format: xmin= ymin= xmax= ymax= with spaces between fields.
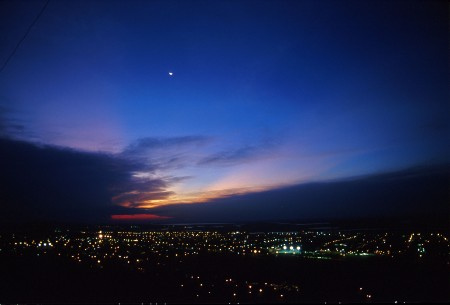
xmin=0 ymin=0 xmax=447 ymax=223
xmin=111 ymin=214 xmax=171 ymax=221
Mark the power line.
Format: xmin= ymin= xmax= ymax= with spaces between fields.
xmin=0 ymin=0 xmax=50 ymax=74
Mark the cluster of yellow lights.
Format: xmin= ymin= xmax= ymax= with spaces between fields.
xmin=7 ymin=230 xmax=449 ymax=271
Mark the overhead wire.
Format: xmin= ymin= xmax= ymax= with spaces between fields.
xmin=0 ymin=0 xmax=50 ymax=74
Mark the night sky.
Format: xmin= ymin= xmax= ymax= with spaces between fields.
xmin=0 ymin=0 xmax=448 ymax=224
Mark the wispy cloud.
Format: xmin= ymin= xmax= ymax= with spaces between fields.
xmin=0 ymin=103 xmax=30 ymax=140
xmin=122 ymin=135 xmax=277 ymax=169
xmin=197 ymin=135 xmax=277 ymax=167
xmin=122 ymin=136 xmax=212 ymax=157
xmin=119 ymin=135 xmax=214 ymax=171
xmin=110 ymin=134 xmax=284 ymax=209
xmin=198 ymin=146 xmax=259 ymax=166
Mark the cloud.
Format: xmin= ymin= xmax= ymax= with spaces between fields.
xmin=122 ymin=136 xmax=212 ymax=157
xmin=0 ymin=104 xmax=29 ymax=140
xmin=3 ymin=135 xmax=446 ymax=225
xmin=148 ymin=165 xmax=450 ymax=223
xmin=122 ymin=135 xmax=278 ymax=170
xmin=198 ymin=146 xmax=259 ymax=166
xmin=0 ymin=133 xmax=283 ymax=221
xmin=112 ymin=190 xmax=175 ymax=208
xmin=0 ymin=137 xmax=173 ymax=223
xmin=119 ymin=135 xmax=214 ymax=172
xmin=197 ymin=136 xmax=277 ymax=167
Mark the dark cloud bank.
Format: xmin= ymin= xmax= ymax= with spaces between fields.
xmin=0 ymin=137 xmax=448 ymax=225
xmin=154 ymin=168 xmax=449 ymax=225
xmin=0 ymin=137 xmax=152 ymax=223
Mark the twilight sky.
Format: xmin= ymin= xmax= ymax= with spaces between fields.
xmin=0 ymin=0 xmax=448 ymax=223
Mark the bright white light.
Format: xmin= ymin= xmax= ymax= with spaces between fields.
xmin=169 ymin=72 xmax=173 ymax=76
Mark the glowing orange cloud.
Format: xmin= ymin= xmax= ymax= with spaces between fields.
xmin=112 ymin=148 xmax=336 ymax=210
xmin=111 ymin=214 xmax=171 ymax=221
xmin=135 ymin=186 xmax=271 ymax=208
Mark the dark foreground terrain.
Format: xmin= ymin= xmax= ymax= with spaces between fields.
xmin=1 ymin=250 xmax=449 ymax=303
xmin=1 ymin=226 xmax=449 ymax=304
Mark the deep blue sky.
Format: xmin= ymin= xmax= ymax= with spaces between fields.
xmin=0 ymin=0 xmax=448 ymax=223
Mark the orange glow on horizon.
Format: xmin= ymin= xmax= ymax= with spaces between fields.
xmin=133 ymin=186 xmax=271 ymax=209
xmin=114 ymin=183 xmax=290 ymax=210
xmin=112 ymin=150 xmax=326 ymax=211
xmin=111 ymin=214 xmax=171 ymax=221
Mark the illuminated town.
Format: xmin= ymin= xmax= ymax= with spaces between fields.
xmin=1 ymin=225 xmax=449 ymax=303
xmin=1 ymin=0 xmax=448 ymax=303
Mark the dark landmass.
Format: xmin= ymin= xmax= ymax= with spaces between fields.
xmin=1 ymin=225 xmax=449 ymax=304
